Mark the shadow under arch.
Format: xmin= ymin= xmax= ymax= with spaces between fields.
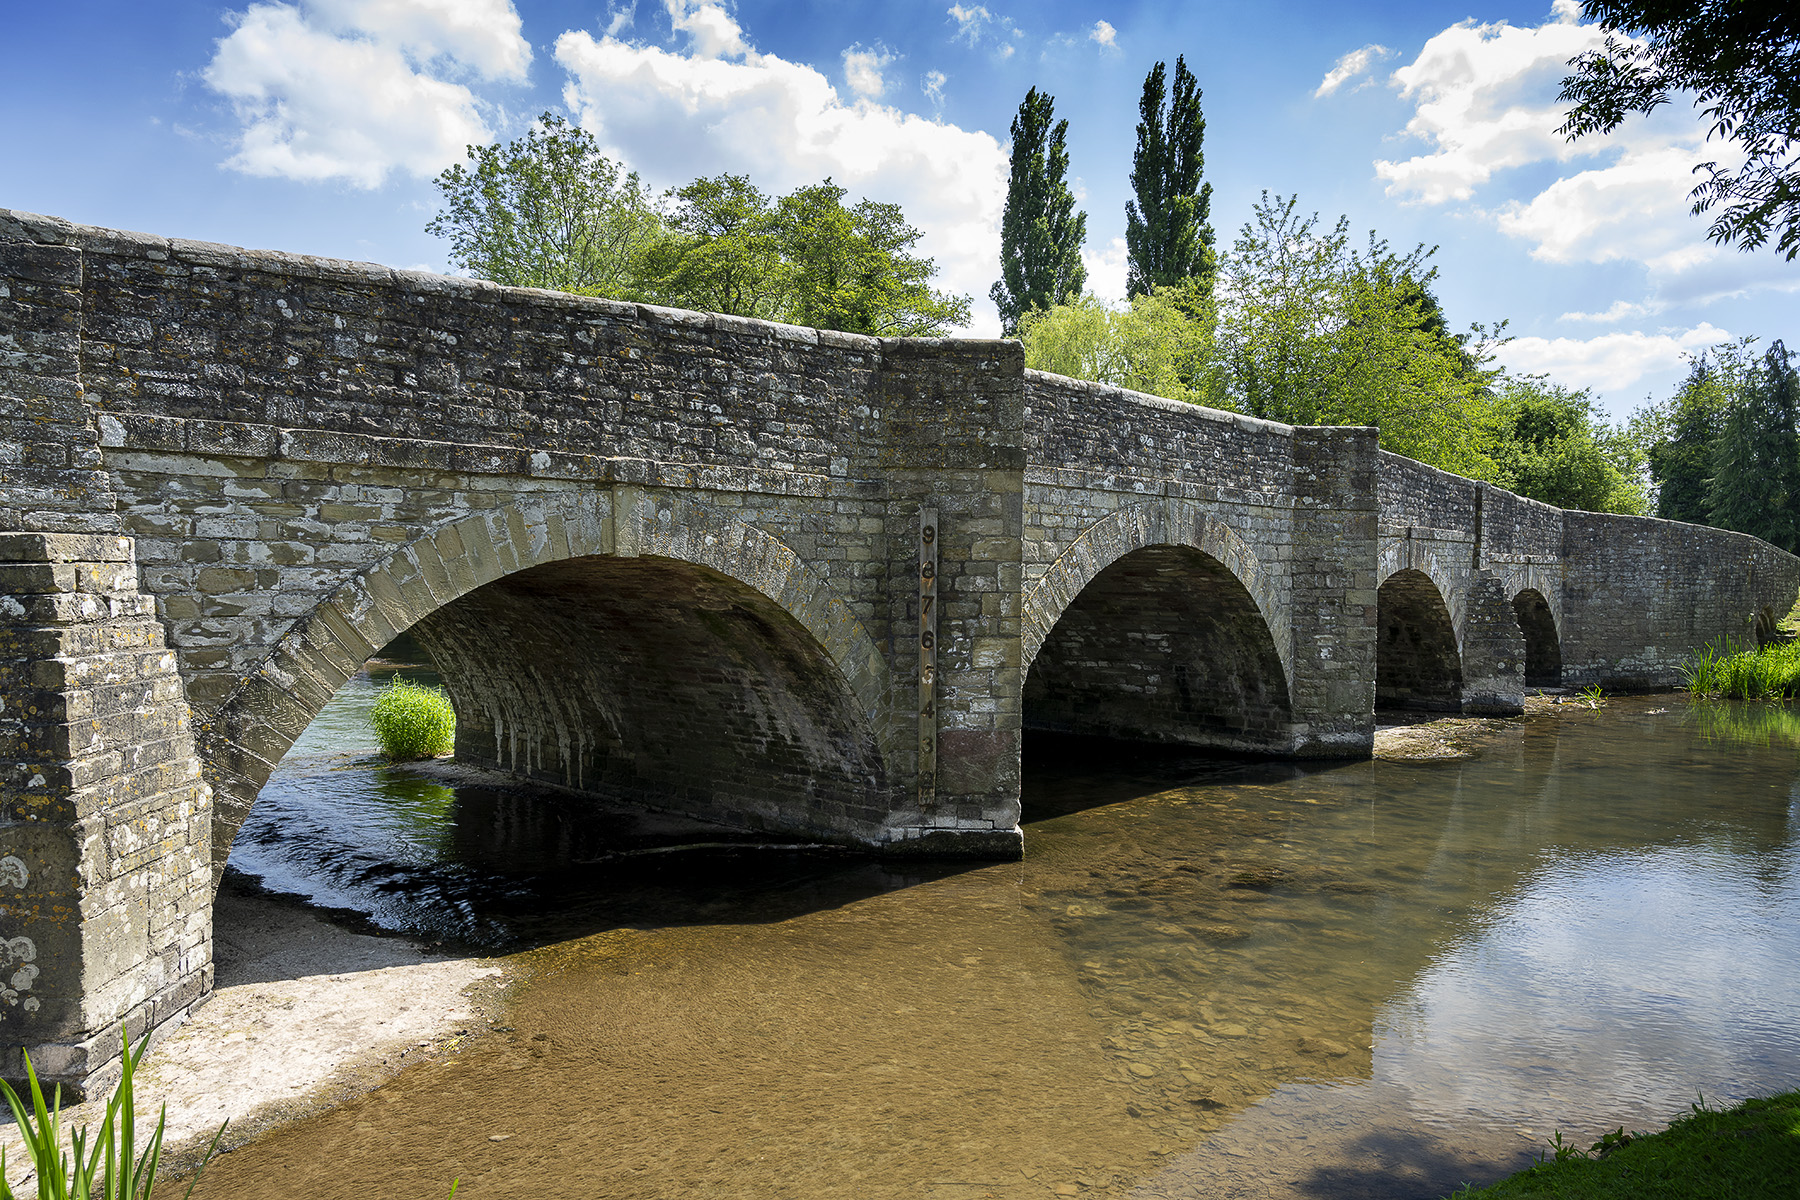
xmin=1023 ymin=499 xmax=1292 ymax=680
xmin=1513 ymin=587 xmax=1562 ymax=687
xmin=200 ymin=489 xmax=894 ymax=884
xmin=1022 ymin=509 xmax=1294 ymax=754
xmin=1377 ymin=568 xmax=1464 ymax=711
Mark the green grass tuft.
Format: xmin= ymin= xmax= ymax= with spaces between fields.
xmin=1446 ymin=1092 xmax=1800 ymax=1199
xmin=368 ymin=678 xmax=455 ymax=761
xmin=1 ymin=1031 xmax=227 ymax=1200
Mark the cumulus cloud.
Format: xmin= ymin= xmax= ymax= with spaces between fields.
xmin=1376 ymin=6 xmax=1795 ymax=316
xmin=1376 ymin=14 xmax=1607 ymax=203
xmin=1090 ymin=20 xmax=1117 ymax=48
xmin=1496 ymin=323 xmax=1735 ymax=392
xmin=947 ymin=3 xmax=1019 ymax=57
xmin=555 ymin=1 xmax=1009 ymax=332
xmin=204 ymin=0 xmax=530 ymax=187
xmin=842 ymin=43 xmax=893 ymax=100
xmin=1083 ymin=236 xmax=1129 ymax=306
xmin=1315 ymin=43 xmax=1391 ymax=98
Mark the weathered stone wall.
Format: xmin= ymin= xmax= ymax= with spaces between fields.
xmin=0 ymin=534 xmax=211 ymax=1097
xmin=1559 ymin=512 xmax=1800 ymax=687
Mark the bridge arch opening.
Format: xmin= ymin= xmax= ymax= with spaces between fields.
xmin=406 ymin=553 xmax=888 ymax=839
xmin=1513 ymin=588 xmax=1562 ymax=688
xmin=1377 ymin=569 xmax=1463 ymax=711
xmin=1022 ymin=545 xmax=1293 ymax=753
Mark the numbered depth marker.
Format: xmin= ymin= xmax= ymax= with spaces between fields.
xmin=918 ymin=506 xmax=938 ymax=805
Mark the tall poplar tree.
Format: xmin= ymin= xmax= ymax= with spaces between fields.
xmin=1124 ymin=56 xmax=1214 ymax=299
xmin=991 ymin=87 xmax=1087 ymax=336
xmin=1709 ymin=341 xmax=1800 ymax=550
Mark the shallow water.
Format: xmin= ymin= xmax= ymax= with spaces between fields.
xmin=210 ymin=691 xmax=1800 ymax=1200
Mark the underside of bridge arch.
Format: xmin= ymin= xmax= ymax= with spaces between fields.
xmin=1377 ymin=570 xmax=1463 ymax=711
xmin=1022 ymin=545 xmax=1293 ymax=753
xmin=395 ymin=554 xmax=891 ymax=845
xmin=1514 ymin=589 xmax=1562 ymax=687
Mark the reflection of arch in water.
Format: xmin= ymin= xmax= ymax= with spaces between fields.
xmin=1512 ymin=588 xmax=1562 ymax=688
xmin=204 ymin=490 xmax=892 ymax=882
xmin=1023 ymin=503 xmax=1292 ymax=753
xmin=1377 ymin=569 xmax=1464 ymax=711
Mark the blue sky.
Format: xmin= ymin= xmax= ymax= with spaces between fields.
xmin=3 ymin=0 xmax=1794 ymax=419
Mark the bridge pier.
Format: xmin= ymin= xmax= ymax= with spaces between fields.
xmin=0 ymin=533 xmax=212 ymax=1099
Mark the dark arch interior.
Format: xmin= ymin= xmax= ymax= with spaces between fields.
xmin=407 ymin=555 xmax=888 ymax=840
xmin=1377 ymin=570 xmax=1464 ymax=712
xmin=1513 ymin=589 xmax=1562 ymax=687
xmin=1023 ymin=545 xmax=1292 ymax=753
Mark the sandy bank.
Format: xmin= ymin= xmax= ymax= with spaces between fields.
xmin=3 ymin=886 xmax=507 ymax=1184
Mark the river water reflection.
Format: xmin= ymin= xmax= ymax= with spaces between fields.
xmin=207 ymin=686 xmax=1800 ymax=1200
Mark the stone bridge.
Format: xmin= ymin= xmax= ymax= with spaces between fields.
xmin=5 ymin=209 xmax=1797 ymax=1093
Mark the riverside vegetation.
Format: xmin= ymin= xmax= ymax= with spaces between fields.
xmin=0 ymin=1034 xmax=225 ymax=1200
xmin=1446 ymin=1092 xmax=1800 ymax=1199
xmin=369 ymin=679 xmax=456 ymax=761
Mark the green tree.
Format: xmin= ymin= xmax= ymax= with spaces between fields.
xmin=1488 ymin=379 xmax=1642 ymax=513
xmin=1019 ymin=281 xmax=1212 ymax=402
xmin=991 ymin=87 xmax=1087 ymax=336
xmin=1208 ymin=193 xmax=1503 ymax=478
xmin=776 ymin=182 xmax=971 ymax=336
xmin=1124 ymin=56 xmax=1215 ymax=299
xmin=1640 ymin=338 xmax=1764 ymax=521
xmin=1558 ymin=1 xmax=1800 ymax=260
xmin=1709 ymin=340 xmax=1800 ymax=549
xmin=427 ymin=113 xmax=663 ymax=297
xmin=636 ymin=174 xmax=789 ymax=320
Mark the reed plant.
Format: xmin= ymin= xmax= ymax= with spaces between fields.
xmin=1680 ymin=639 xmax=1800 ymax=700
xmin=0 ymin=1032 xmax=225 ymax=1200
xmin=369 ymin=678 xmax=456 ymax=760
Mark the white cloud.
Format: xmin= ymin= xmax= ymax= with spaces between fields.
xmin=922 ymin=69 xmax=947 ymax=109
xmin=1083 ymin=236 xmax=1129 ymax=306
xmin=1497 ymin=323 xmax=1735 ymax=391
xmin=663 ymin=0 xmax=747 ymax=59
xmin=603 ymin=2 xmax=636 ymax=38
xmin=1376 ymin=15 xmax=1608 ymax=204
xmin=1560 ymin=300 xmax=1657 ymax=324
xmin=842 ymin=43 xmax=893 ymax=100
xmin=554 ymin=6 xmax=1009 ymax=333
xmin=947 ymin=4 xmax=992 ymax=46
xmin=1315 ymin=43 xmax=1391 ymax=98
xmin=1377 ymin=7 xmax=1797 ymax=316
xmin=1090 ymin=20 xmax=1116 ymax=48
xmin=204 ymin=0 xmax=530 ymax=187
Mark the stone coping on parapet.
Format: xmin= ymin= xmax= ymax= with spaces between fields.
xmin=1022 ymin=367 xmax=1314 ymax=441
xmin=0 ymin=208 xmax=1024 ymax=362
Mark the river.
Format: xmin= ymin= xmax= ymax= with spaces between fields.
xmin=198 ymin=652 xmax=1800 ymax=1200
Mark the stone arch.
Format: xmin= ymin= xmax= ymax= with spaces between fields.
xmin=199 ymin=487 xmax=892 ymax=880
xmin=1377 ymin=542 xmax=1468 ymax=648
xmin=1023 ymin=499 xmax=1291 ymax=679
xmin=1021 ymin=501 xmax=1294 ymax=754
xmin=1376 ymin=568 xmax=1464 ymax=711
xmin=1513 ymin=587 xmax=1563 ymax=687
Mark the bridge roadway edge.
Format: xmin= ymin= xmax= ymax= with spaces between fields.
xmin=5 ymin=210 xmax=1799 ymax=1093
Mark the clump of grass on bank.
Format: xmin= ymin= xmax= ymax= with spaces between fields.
xmin=1447 ymin=1092 xmax=1800 ymax=1199
xmin=369 ymin=678 xmax=455 ymax=760
xmin=1 ymin=1032 xmax=226 ymax=1200
xmin=1680 ymin=639 xmax=1800 ymax=700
